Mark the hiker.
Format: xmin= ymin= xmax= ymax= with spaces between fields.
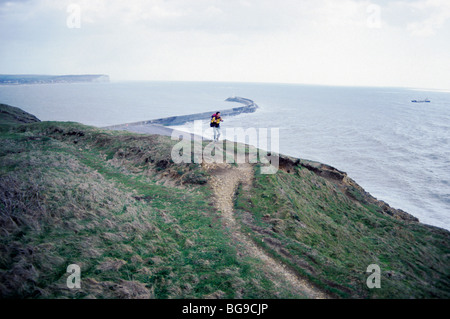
xmin=210 ymin=111 xmax=223 ymax=142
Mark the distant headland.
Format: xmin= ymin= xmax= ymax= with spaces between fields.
xmin=0 ymin=74 xmax=110 ymax=85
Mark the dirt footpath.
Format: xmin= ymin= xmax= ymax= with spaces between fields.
xmin=203 ymin=156 xmax=329 ymax=299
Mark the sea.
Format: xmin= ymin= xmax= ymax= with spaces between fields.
xmin=0 ymin=81 xmax=449 ymax=231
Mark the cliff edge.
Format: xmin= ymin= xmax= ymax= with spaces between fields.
xmin=0 ymin=103 xmax=448 ymax=299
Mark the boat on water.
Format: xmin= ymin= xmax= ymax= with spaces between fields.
xmin=411 ymin=98 xmax=430 ymax=103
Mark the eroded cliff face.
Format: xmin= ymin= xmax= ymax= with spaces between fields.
xmin=276 ymin=154 xmax=419 ymax=222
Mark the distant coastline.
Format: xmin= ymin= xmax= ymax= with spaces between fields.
xmin=0 ymin=74 xmax=110 ymax=85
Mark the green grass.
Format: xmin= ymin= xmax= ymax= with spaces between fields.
xmin=234 ymin=164 xmax=450 ymax=298
xmin=1 ymin=104 xmax=449 ymax=299
xmin=0 ymin=118 xmax=299 ymax=299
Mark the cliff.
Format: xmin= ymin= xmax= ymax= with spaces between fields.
xmin=0 ymin=103 xmax=448 ymax=299
xmin=277 ymin=154 xmax=419 ymax=222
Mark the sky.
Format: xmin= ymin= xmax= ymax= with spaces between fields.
xmin=1 ymin=0 xmax=450 ymax=89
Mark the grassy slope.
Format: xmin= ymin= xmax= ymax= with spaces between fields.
xmin=0 ymin=119 xmax=295 ymax=299
xmin=234 ymin=164 xmax=450 ymax=298
xmin=0 ymin=104 xmax=41 ymax=125
xmin=0 ymin=104 xmax=449 ymax=298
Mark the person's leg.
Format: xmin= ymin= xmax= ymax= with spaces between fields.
xmin=216 ymin=127 xmax=221 ymax=141
xmin=213 ymin=127 xmax=218 ymax=141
